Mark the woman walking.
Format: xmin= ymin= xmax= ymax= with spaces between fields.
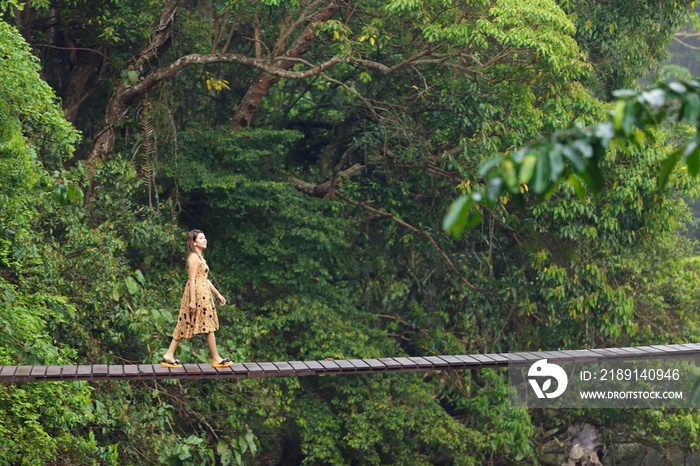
xmin=162 ymin=229 xmax=233 ymax=368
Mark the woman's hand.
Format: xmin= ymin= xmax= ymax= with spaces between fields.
xmin=217 ymin=294 xmax=226 ymax=306
xmin=189 ymin=300 xmax=196 ymax=312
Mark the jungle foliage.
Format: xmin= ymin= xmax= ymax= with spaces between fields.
xmin=2 ymin=0 xmax=700 ymax=464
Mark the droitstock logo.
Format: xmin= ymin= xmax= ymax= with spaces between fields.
xmin=527 ymin=359 xmax=568 ymax=399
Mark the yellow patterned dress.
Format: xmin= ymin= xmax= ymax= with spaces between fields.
xmin=172 ymin=257 xmax=220 ymax=340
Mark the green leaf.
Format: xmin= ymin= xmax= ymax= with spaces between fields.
xmin=658 ymin=149 xmax=683 ymax=190
xmin=519 ymin=154 xmax=537 ymax=183
xmin=622 ymin=99 xmax=637 ymax=136
xmin=579 ymin=162 xmax=604 ymax=195
xmin=487 ymin=177 xmax=503 ymax=202
xmin=443 ymin=195 xmax=470 ymax=237
xmin=561 ymin=145 xmax=586 ymax=172
xmin=479 ymin=155 xmax=504 ymax=178
xmin=533 ymin=152 xmax=551 ymax=193
xmin=125 ymin=276 xmax=139 ymax=295
xmin=668 ymin=81 xmax=687 ymax=94
xmin=126 ymin=70 xmax=139 ymax=85
xmin=548 ymin=147 xmax=564 ymax=181
xmin=218 ymin=442 xmax=233 ymax=466
xmin=683 ymin=92 xmax=700 ymax=123
xmin=568 ymin=174 xmax=586 ymax=200
xmin=686 ymin=141 xmax=700 ymax=179
xmin=66 ymin=183 xmax=81 ymax=203
xmin=443 ymin=191 xmax=484 ymax=238
xmin=248 ymin=439 xmax=258 ymax=455
xmin=612 ymin=100 xmax=627 ymax=132
xmin=611 ymin=88 xmax=637 ymax=98
xmin=640 ymin=88 xmax=666 ymax=108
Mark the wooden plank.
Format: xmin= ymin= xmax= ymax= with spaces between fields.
xmin=422 ymin=356 xmax=450 ymax=368
xmin=483 ymin=353 xmax=510 ymax=365
xmin=0 ymin=366 xmax=17 ymax=379
xmin=304 ymin=360 xmax=325 ymax=371
xmin=499 ymin=353 xmax=524 ymax=363
xmin=435 ymin=355 xmax=466 ymax=367
xmin=45 ymin=366 xmax=63 ymax=377
xmin=616 ymin=347 xmax=647 ymax=357
xmin=665 ymin=344 xmax=695 ymax=354
xmin=453 ymin=355 xmax=482 ymax=366
xmin=272 ymin=361 xmax=295 ymax=376
xmin=347 ymin=359 xmax=371 ymax=370
xmin=547 ymin=350 xmax=576 ymax=361
xmin=137 ymin=364 xmax=156 ymax=377
xmin=633 ymin=346 xmax=669 ymax=356
xmin=76 ymin=365 xmax=93 ymax=379
xmin=152 ymin=364 xmax=172 ymax=377
xmin=14 ymin=366 xmax=33 ymax=381
xmin=108 ymin=365 xmax=124 ymax=377
xmin=258 ymin=362 xmax=280 ymax=376
xmin=243 ymin=362 xmax=264 ymax=377
xmin=563 ymin=349 xmax=602 ymax=362
xmin=377 ymin=358 xmax=403 ymax=370
xmin=586 ymin=348 xmax=619 ymax=359
xmin=538 ymin=351 xmax=573 ymax=363
xmin=122 ymin=365 xmax=140 ymax=377
xmin=647 ymin=345 xmax=679 ymax=357
xmin=471 ymin=355 xmax=499 ymax=366
xmin=15 ymin=366 xmax=33 ymax=375
xmin=228 ymin=363 xmax=246 ymax=376
xmin=318 ymin=360 xmax=341 ymax=371
xmin=509 ymin=352 xmax=542 ymax=363
xmin=92 ymin=365 xmax=109 ymax=378
xmin=362 ymin=359 xmax=388 ymax=371
xmin=392 ymin=357 xmax=419 ymax=370
xmin=59 ymin=365 xmax=78 ymax=378
xmin=408 ymin=357 xmax=434 ymax=368
xmin=534 ymin=351 xmax=563 ymax=360
xmin=30 ymin=366 xmax=47 ymax=377
xmin=333 ymin=360 xmax=356 ymax=371
xmin=601 ymin=348 xmax=635 ymax=358
xmin=181 ymin=364 xmax=203 ymax=376
xmin=288 ymin=361 xmax=315 ymax=375
xmin=195 ymin=364 xmax=220 ymax=377
xmin=680 ymin=343 xmax=700 ymax=352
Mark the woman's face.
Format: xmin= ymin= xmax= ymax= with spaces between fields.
xmin=194 ymin=232 xmax=207 ymax=249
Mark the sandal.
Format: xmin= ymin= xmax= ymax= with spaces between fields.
xmin=212 ymin=358 xmax=233 ymax=368
xmin=161 ymin=357 xmax=183 ymax=368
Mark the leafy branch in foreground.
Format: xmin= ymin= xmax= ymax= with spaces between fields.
xmin=443 ymin=79 xmax=700 ymax=237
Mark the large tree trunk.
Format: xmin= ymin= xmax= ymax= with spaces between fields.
xmin=231 ymin=0 xmax=341 ymax=128
xmin=86 ymin=0 xmax=178 ymax=165
xmin=61 ymin=49 xmax=103 ymax=123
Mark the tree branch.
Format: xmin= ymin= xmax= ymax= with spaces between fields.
xmin=291 ymin=163 xmax=364 ymax=197
xmin=336 ymin=193 xmax=481 ymax=291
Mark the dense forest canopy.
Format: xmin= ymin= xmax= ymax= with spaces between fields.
xmin=3 ymin=0 xmax=700 ymax=464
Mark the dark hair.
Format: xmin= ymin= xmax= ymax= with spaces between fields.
xmin=186 ymin=229 xmax=204 ymax=254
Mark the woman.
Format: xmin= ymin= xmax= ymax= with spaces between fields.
xmin=162 ymin=229 xmax=233 ymax=368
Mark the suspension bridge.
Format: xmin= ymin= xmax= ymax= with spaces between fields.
xmin=1 ymin=343 xmax=699 ymax=383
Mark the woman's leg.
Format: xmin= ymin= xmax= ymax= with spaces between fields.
xmin=163 ymin=338 xmax=181 ymax=362
xmin=205 ymin=332 xmax=224 ymax=363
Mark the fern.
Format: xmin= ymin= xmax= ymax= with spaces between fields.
xmin=134 ymin=99 xmax=158 ymax=209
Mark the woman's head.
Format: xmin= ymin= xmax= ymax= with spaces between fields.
xmin=186 ymin=229 xmax=206 ymax=254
